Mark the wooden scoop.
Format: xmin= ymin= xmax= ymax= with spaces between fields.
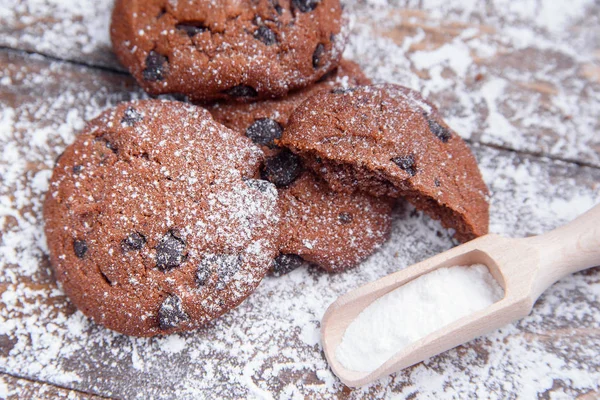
xmin=321 ymin=204 xmax=600 ymax=387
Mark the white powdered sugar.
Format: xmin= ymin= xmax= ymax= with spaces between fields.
xmin=336 ymin=264 xmax=504 ymax=373
xmin=1 ymin=0 xmax=599 ymax=398
xmin=343 ymin=0 xmax=600 ymax=166
xmin=0 ymin=0 xmax=116 ymax=67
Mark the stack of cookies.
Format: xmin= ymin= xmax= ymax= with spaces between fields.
xmin=43 ymin=0 xmax=489 ymax=337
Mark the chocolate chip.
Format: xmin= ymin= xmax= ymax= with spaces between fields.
xmin=73 ymin=239 xmax=87 ymax=258
xmin=122 ymin=232 xmax=146 ymax=251
xmin=262 ymin=150 xmax=303 ymax=187
xmin=338 ymin=212 xmax=353 ymax=224
xmin=331 ymin=87 xmax=356 ymax=95
xmin=224 ymin=85 xmax=258 ymax=98
xmin=158 ymin=295 xmax=189 ymax=330
xmin=274 ymin=3 xmax=283 ymax=14
xmin=196 ymin=259 xmax=211 ymax=286
xmin=198 ymin=254 xmax=242 ymax=290
xmin=143 ymin=51 xmax=168 ymax=82
xmin=156 ymin=231 xmax=186 ymax=271
xmin=312 ymin=43 xmax=325 ymax=68
xmin=72 ymin=165 xmax=83 ymax=174
xmin=434 ymin=179 xmax=441 ymax=187
xmin=95 ymin=137 xmax=118 ymax=154
xmin=244 ymin=178 xmax=275 ymax=194
xmin=292 ymin=0 xmax=320 ymax=12
xmin=254 ymin=26 xmax=277 ymax=45
xmin=391 ymin=155 xmax=417 ymax=176
xmin=426 ymin=116 xmax=452 ymax=143
xmin=245 ymin=118 xmax=283 ymax=147
xmin=217 ymin=254 xmax=242 ymax=290
xmin=272 ymin=254 xmax=303 ymax=276
xmin=121 ymin=107 xmax=143 ymax=127
xmin=176 ymin=22 xmax=206 ymax=37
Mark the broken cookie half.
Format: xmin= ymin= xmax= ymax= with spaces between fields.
xmin=280 ymin=84 xmax=489 ymax=242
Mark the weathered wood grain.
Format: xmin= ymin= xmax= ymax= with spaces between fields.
xmin=347 ymin=3 xmax=600 ymax=168
xmin=1 ymin=48 xmax=599 ymax=399
xmin=0 ymin=372 xmax=106 ymax=400
xmin=0 ymin=0 xmax=120 ymax=70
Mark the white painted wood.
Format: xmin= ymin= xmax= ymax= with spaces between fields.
xmin=321 ymin=204 xmax=600 ymax=387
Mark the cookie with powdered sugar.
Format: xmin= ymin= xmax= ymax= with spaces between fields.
xmin=274 ymin=171 xmax=394 ymax=273
xmin=44 ymin=100 xmax=280 ymax=336
xmin=207 ymin=59 xmax=371 ymax=135
xmin=280 ymin=84 xmax=489 ymax=242
xmin=111 ymin=0 xmax=347 ymax=101
xmin=208 ymin=63 xmax=393 ymax=273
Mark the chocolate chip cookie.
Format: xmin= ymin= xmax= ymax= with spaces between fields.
xmin=276 ymin=171 xmax=394 ymax=272
xmin=111 ymin=0 xmax=346 ymax=101
xmin=208 ymin=64 xmax=393 ymax=272
xmin=207 ymin=59 xmax=371 ymax=134
xmin=280 ymin=84 xmax=489 ymax=242
xmin=44 ymin=100 xmax=280 ymax=336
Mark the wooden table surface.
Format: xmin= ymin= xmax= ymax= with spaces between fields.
xmin=1 ymin=1 xmax=599 ymax=399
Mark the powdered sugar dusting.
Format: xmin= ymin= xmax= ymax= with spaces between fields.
xmin=43 ymin=99 xmax=280 ymax=336
xmin=1 ymin=0 xmax=599 ymax=398
xmin=0 ymin=0 xmax=116 ymax=68
xmin=344 ymin=0 xmax=600 ymax=166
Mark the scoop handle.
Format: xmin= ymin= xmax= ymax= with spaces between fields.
xmin=526 ymin=203 xmax=600 ymax=299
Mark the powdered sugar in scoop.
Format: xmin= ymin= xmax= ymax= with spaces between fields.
xmin=336 ymin=264 xmax=504 ymax=373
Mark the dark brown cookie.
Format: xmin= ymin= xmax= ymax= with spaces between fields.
xmin=208 ymin=64 xmax=393 ymax=272
xmin=276 ymin=172 xmax=394 ymax=272
xmin=207 ymin=59 xmax=371 ymax=134
xmin=280 ymin=84 xmax=489 ymax=242
xmin=43 ymin=100 xmax=280 ymax=337
xmin=110 ymin=0 xmax=346 ymax=102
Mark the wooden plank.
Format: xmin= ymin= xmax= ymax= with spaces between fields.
xmin=1 ymin=1 xmax=599 ymax=166
xmin=1 ymin=49 xmax=599 ymax=398
xmin=350 ymin=3 xmax=600 ymax=168
xmin=0 ymin=373 xmax=107 ymax=400
xmin=0 ymin=0 xmax=121 ymax=70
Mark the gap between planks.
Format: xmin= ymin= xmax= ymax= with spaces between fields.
xmin=0 ymin=45 xmax=127 ymax=77
xmin=466 ymin=141 xmax=600 ymax=171
xmin=0 ymin=371 xmax=113 ymax=399
xmin=0 ymin=44 xmax=598 ymax=173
